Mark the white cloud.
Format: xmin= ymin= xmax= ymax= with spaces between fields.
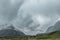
xmin=13 ymin=0 xmax=60 ymax=35
xmin=0 ymin=0 xmax=60 ymax=35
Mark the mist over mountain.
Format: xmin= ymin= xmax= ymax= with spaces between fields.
xmin=0 ymin=25 xmax=25 ymax=37
xmin=46 ymin=21 xmax=60 ymax=33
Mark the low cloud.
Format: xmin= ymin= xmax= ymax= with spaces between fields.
xmin=0 ymin=0 xmax=60 ymax=35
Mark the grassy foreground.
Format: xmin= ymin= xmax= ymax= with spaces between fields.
xmin=0 ymin=31 xmax=60 ymax=40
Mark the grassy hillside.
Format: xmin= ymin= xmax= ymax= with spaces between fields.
xmin=0 ymin=31 xmax=60 ymax=40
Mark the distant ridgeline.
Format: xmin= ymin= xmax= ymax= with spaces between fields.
xmin=0 ymin=25 xmax=25 ymax=37
xmin=35 ymin=21 xmax=60 ymax=38
xmin=0 ymin=21 xmax=60 ymax=37
xmin=46 ymin=21 xmax=60 ymax=33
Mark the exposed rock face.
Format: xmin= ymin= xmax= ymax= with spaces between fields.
xmin=46 ymin=21 xmax=60 ymax=33
xmin=0 ymin=25 xmax=25 ymax=37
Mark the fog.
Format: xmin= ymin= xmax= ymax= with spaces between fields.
xmin=0 ymin=0 xmax=60 ymax=35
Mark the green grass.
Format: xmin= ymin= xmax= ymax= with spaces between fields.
xmin=0 ymin=31 xmax=60 ymax=40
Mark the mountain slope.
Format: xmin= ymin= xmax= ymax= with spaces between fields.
xmin=46 ymin=21 xmax=60 ymax=33
xmin=36 ymin=31 xmax=60 ymax=39
xmin=0 ymin=25 xmax=25 ymax=37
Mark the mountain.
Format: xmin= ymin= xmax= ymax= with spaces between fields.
xmin=46 ymin=21 xmax=60 ymax=33
xmin=36 ymin=31 xmax=60 ymax=39
xmin=0 ymin=31 xmax=60 ymax=40
xmin=0 ymin=25 xmax=25 ymax=37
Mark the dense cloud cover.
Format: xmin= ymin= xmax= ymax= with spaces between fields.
xmin=0 ymin=0 xmax=60 ymax=35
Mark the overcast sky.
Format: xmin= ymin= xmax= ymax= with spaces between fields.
xmin=0 ymin=0 xmax=60 ymax=35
